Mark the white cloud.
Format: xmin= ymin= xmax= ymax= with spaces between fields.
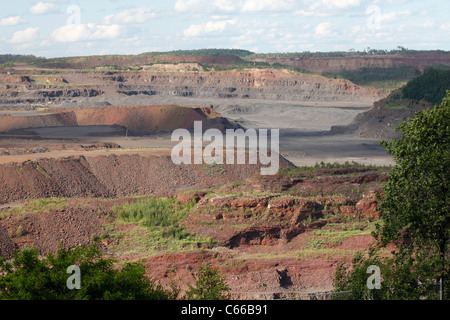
xmin=184 ymin=19 xmax=236 ymax=37
xmin=39 ymin=39 xmax=52 ymax=47
xmin=51 ymin=23 xmax=122 ymax=43
xmin=294 ymin=10 xmax=329 ymax=17
xmin=175 ymin=0 xmax=204 ymax=12
xmin=312 ymin=0 xmax=361 ymax=10
xmin=420 ymin=19 xmax=435 ymax=28
xmin=213 ymin=0 xmax=235 ymax=12
xmin=295 ymin=0 xmax=360 ymax=17
xmin=315 ymin=22 xmax=334 ymax=37
xmin=0 ymin=16 xmax=26 ymax=26
xmin=103 ymin=8 xmax=156 ymax=25
xmin=241 ymin=0 xmax=293 ymax=12
xmin=29 ymin=2 xmax=59 ymax=15
xmin=233 ymin=27 xmax=263 ymax=39
xmin=386 ymin=0 xmax=408 ymax=3
xmin=175 ymin=0 xmax=234 ymax=13
xmin=377 ymin=9 xmax=411 ymax=24
xmin=349 ymin=25 xmax=362 ymax=35
xmin=10 ymin=27 xmax=39 ymax=43
xmin=210 ymin=15 xmax=231 ymax=20
xmin=365 ymin=6 xmax=412 ymax=32
xmin=441 ymin=23 xmax=450 ymax=32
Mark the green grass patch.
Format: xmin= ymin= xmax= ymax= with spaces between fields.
xmin=115 ymin=197 xmax=194 ymax=229
xmin=112 ymin=197 xmax=213 ymax=254
xmin=2 ymin=197 xmax=69 ymax=217
xmin=311 ymin=221 xmax=377 ymax=246
xmin=296 ymin=248 xmax=358 ymax=259
xmin=115 ymin=225 xmax=212 ymax=256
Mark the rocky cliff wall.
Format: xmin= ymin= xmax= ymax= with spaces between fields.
xmin=0 ymin=68 xmax=383 ymax=107
xmin=250 ymin=53 xmax=450 ymax=73
xmin=112 ymin=69 xmax=382 ymax=103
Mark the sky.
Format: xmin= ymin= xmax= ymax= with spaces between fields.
xmin=1 ymin=0 xmax=449 ymax=58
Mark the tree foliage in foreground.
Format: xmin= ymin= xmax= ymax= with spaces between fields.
xmin=379 ymin=91 xmax=449 ymax=261
xmin=0 ymin=244 xmax=172 ymax=300
xmin=0 ymin=244 xmax=230 ymax=300
xmin=334 ymin=92 xmax=450 ymax=300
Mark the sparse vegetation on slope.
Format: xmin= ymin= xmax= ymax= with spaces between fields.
xmin=115 ymin=197 xmax=195 ymax=239
xmin=113 ymin=197 xmax=213 ymax=254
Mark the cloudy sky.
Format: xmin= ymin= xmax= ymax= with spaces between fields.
xmin=1 ymin=0 xmax=449 ymax=58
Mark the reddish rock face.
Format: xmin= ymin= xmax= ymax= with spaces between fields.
xmin=177 ymin=192 xmax=208 ymax=204
xmin=201 ymin=191 xmax=385 ymax=225
xmin=356 ymin=200 xmax=381 ymax=219
xmin=268 ymin=198 xmax=321 ymax=217
xmin=231 ymin=198 xmax=267 ymax=208
xmin=249 ymin=53 xmax=450 ymax=73
xmin=339 ymin=205 xmax=358 ymax=218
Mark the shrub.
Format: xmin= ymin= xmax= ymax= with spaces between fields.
xmin=116 ymin=197 xmax=195 ymax=230
xmin=0 ymin=244 xmax=172 ymax=300
xmin=185 ymin=262 xmax=230 ymax=300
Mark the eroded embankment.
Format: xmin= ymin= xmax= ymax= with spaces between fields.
xmin=66 ymin=105 xmax=238 ymax=135
xmin=329 ymin=100 xmax=431 ymax=139
xmin=0 ymin=153 xmax=293 ymax=205
xmin=0 ymin=111 xmax=77 ymax=133
xmin=0 ymin=105 xmax=239 ymax=135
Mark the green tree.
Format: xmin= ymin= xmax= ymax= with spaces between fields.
xmin=0 ymin=244 xmax=172 ymax=300
xmin=377 ymin=90 xmax=449 ymax=285
xmin=402 ymin=68 xmax=450 ymax=104
xmin=185 ymin=262 xmax=230 ymax=300
xmin=334 ymin=92 xmax=450 ymax=300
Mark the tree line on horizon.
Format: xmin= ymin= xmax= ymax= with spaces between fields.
xmin=2 ymin=48 xmax=450 ymax=65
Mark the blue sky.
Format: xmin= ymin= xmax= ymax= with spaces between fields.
xmin=1 ymin=0 xmax=449 ymax=58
